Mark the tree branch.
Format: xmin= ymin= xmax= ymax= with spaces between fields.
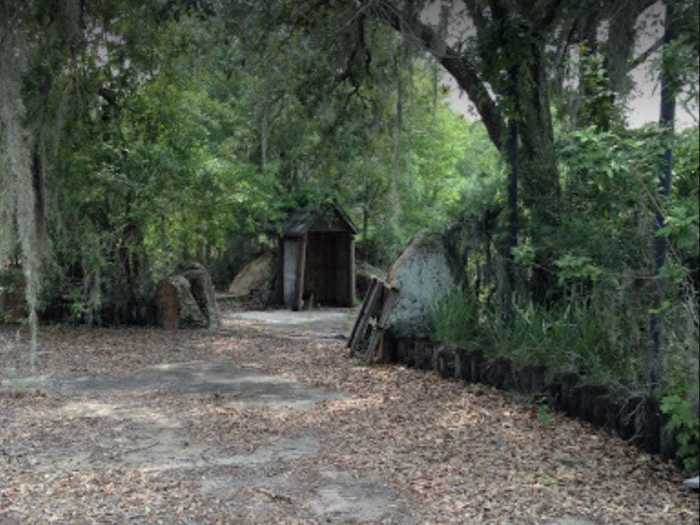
xmin=535 ymin=0 xmax=565 ymax=29
xmin=368 ymin=1 xmax=506 ymax=150
xmin=464 ymin=0 xmax=486 ymax=35
xmin=628 ymin=36 xmax=663 ymax=71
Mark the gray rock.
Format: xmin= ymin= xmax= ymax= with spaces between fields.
xmin=684 ymin=475 xmax=699 ymax=490
xmin=156 ymin=275 xmax=207 ymax=329
xmin=386 ymin=233 xmax=460 ymax=338
xmin=182 ymin=263 xmax=220 ymax=329
xmin=228 ymin=253 xmax=274 ymax=298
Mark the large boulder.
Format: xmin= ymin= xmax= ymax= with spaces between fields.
xmin=228 ymin=253 xmax=274 ymax=298
xmin=385 ymin=233 xmax=461 ymax=338
xmin=156 ymin=263 xmax=219 ymax=330
xmin=181 ymin=263 xmax=219 ymax=329
xmin=156 ymin=275 xmax=207 ymax=329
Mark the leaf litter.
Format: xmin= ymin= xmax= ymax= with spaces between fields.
xmin=0 ymin=308 xmax=698 ymax=524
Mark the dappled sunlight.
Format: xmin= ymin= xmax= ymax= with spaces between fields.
xmin=60 ymin=400 xmax=122 ymax=419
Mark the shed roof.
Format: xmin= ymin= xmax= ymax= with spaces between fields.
xmin=283 ymin=203 xmax=358 ymax=238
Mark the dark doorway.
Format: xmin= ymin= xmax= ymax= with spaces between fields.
xmin=304 ymin=232 xmax=353 ymax=306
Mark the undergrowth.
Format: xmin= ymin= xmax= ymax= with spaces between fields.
xmin=431 ymin=289 xmax=640 ymax=384
xmin=431 ymin=285 xmax=700 ymax=473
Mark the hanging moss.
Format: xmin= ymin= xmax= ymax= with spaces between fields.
xmin=0 ymin=1 xmax=81 ymax=370
xmin=0 ymin=23 xmax=40 ymax=370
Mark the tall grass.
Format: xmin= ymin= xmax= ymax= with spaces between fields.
xmin=431 ymin=286 xmax=642 ymax=384
xmin=431 ymin=290 xmax=485 ymax=350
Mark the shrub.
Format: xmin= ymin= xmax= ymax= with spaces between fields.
xmin=431 ymin=290 xmax=485 ymax=348
xmin=661 ymin=394 xmax=699 ymax=473
xmin=662 ymin=289 xmax=699 ymax=472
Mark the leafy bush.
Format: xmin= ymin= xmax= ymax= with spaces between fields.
xmin=661 ymin=394 xmax=699 ymax=473
xmin=662 ymin=290 xmax=700 ymax=472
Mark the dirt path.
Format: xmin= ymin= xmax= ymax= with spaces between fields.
xmin=1 ymin=307 xmax=697 ymax=524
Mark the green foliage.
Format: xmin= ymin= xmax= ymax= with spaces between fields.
xmin=435 ymin=124 xmax=698 ymax=384
xmin=659 ymin=204 xmax=700 ymax=253
xmin=10 ymin=6 xmax=490 ymax=320
xmin=433 ymin=127 xmax=698 ymax=385
xmin=431 ymin=290 xmax=485 ymax=348
xmin=431 ymin=285 xmax=642 ymax=384
xmin=661 ymin=289 xmax=699 ymax=471
xmin=512 ymin=243 xmax=535 ymax=267
xmin=661 ymin=394 xmax=699 ymax=473
xmin=556 ymin=126 xmax=660 ymax=273
xmin=576 ymin=45 xmax=618 ymax=128
xmin=554 ymin=254 xmax=603 ymax=286
xmin=662 ymin=128 xmax=700 ymax=258
xmin=487 ymin=296 xmax=640 ymax=383
xmin=537 ymin=401 xmax=555 ymax=428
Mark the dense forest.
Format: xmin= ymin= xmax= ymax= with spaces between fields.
xmin=1 ymin=0 xmax=699 ymax=478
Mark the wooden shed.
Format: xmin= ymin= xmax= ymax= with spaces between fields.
xmin=278 ymin=204 xmax=357 ymax=310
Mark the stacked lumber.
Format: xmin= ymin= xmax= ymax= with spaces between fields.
xmin=347 ymin=278 xmax=399 ymax=363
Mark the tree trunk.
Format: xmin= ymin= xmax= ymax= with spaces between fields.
xmin=31 ymin=137 xmax=48 ymax=249
xmin=431 ymin=1 xmax=450 ymax=126
xmin=648 ymin=1 xmax=676 ymax=396
xmin=516 ymin=40 xmax=561 ymax=305
xmin=370 ymin=2 xmax=562 ymax=302
xmin=362 ymin=205 xmax=369 ymax=240
xmin=260 ymin=97 xmax=269 ymax=171
xmin=390 ymin=42 xmax=405 ymax=237
xmin=503 ymin=66 xmax=520 ymax=324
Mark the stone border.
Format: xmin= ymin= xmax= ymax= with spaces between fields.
xmin=380 ymin=335 xmax=679 ymax=464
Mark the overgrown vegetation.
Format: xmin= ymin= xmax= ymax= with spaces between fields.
xmin=432 ymin=123 xmax=699 ymax=471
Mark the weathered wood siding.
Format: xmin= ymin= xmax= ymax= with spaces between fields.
xmin=302 ymin=232 xmax=354 ymax=306
xmin=283 ymin=238 xmax=301 ymax=308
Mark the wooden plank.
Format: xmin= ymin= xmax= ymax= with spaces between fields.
xmin=364 ymin=325 xmax=384 ymax=364
xmin=350 ymin=280 xmax=383 ymax=356
xmin=347 ymin=277 xmax=377 ymax=349
xmin=365 ymin=285 xmax=399 ymax=363
xmin=377 ymin=285 xmax=399 ymax=328
xmin=347 ymin=237 xmax=356 ymax=306
xmin=293 ymin=233 xmax=308 ymax=311
xmin=283 ymin=239 xmax=300 ymax=308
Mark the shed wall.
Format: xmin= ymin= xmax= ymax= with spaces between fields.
xmin=283 ymin=239 xmax=301 ymax=308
